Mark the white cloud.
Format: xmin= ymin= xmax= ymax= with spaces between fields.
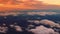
xmin=39 ymin=19 xmax=60 ymax=28
xmin=28 ymin=19 xmax=60 ymax=28
xmin=0 ymin=26 xmax=8 ymax=33
xmin=10 ymin=23 xmax=23 ymax=32
xmin=29 ymin=25 xmax=59 ymax=34
xmin=14 ymin=25 xmax=22 ymax=32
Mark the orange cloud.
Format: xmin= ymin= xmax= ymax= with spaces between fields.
xmin=0 ymin=0 xmax=60 ymax=11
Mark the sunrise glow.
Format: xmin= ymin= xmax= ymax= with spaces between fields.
xmin=37 ymin=0 xmax=60 ymax=5
xmin=0 ymin=0 xmax=60 ymax=11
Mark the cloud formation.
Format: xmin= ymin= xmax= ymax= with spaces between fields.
xmin=28 ymin=19 xmax=60 ymax=28
xmin=0 ymin=26 xmax=8 ymax=33
xmin=10 ymin=23 xmax=23 ymax=32
xmin=27 ymin=12 xmax=58 ymax=16
xmin=39 ymin=19 xmax=60 ymax=28
xmin=29 ymin=25 xmax=59 ymax=34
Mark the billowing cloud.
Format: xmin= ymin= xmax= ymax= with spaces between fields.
xmin=28 ymin=19 xmax=60 ymax=28
xmin=29 ymin=25 xmax=59 ymax=34
xmin=38 ymin=19 xmax=60 ymax=28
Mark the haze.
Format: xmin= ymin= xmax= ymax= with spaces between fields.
xmin=0 ymin=0 xmax=60 ymax=11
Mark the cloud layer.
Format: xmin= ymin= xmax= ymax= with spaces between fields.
xmin=29 ymin=25 xmax=59 ymax=34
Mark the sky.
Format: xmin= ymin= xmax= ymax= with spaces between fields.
xmin=37 ymin=0 xmax=60 ymax=5
xmin=0 ymin=0 xmax=60 ymax=5
xmin=0 ymin=0 xmax=60 ymax=11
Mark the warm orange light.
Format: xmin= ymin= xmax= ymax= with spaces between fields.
xmin=0 ymin=0 xmax=60 ymax=11
xmin=37 ymin=0 xmax=60 ymax=5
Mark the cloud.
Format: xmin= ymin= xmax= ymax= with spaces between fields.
xmin=28 ymin=19 xmax=60 ymax=28
xmin=0 ymin=26 xmax=8 ymax=33
xmin=39 ymin=19 xmax=60 ymax=28
xmin=27 ymin=12 xmax=58 ymax=16
xmin=14 ymin=25 xmax=23 ymax=32
xmin=10 ymin=24 xmax=23 ymax=32
xmin=29 ymin=25 xmax=59 ymax=34
xmin=0 ymin=10 xmax=59 ymax=16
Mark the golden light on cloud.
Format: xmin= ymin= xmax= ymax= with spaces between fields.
xmin=0 ymin=0 xmax=60 ymax=11
xmin=37 ymin=0 xmax=60 ymax=5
